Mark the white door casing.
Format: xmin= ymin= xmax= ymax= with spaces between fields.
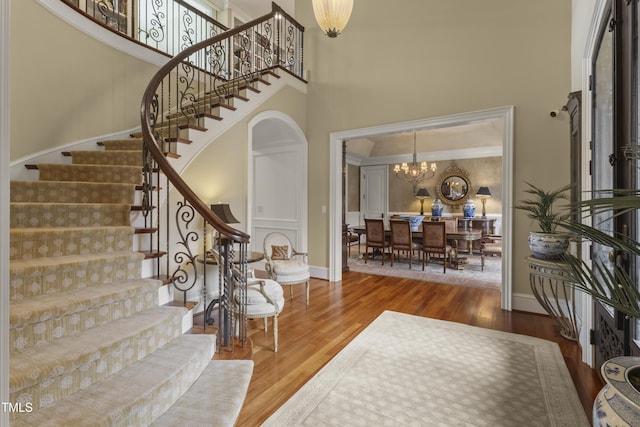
xmin=329 ymin=107 xmax=514 ymax=311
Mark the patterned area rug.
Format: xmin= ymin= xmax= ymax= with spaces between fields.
xmin=347 ymin=249 xmax=502 ymax=290
xmin=262 ymin=311 xmax=589 ymax=426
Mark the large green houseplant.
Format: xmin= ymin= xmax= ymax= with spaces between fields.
xmin=557 ymin=189 xmax=640 ymax=425
xmin=515 ymin=182 xmax=572 ymax=260
xmin=559 ymin=189 xmax=640 ymax=318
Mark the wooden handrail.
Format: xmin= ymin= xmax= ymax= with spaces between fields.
xmin=140 ymin=3 xmax=301 ymax=243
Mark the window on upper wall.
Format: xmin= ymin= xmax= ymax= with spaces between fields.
xmin=183 ymin=0 xmax=219 ymax=19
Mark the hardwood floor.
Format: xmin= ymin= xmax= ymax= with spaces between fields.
xmin=191 ymin=271 xmax=603 ymax=426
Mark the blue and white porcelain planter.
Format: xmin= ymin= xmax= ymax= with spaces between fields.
xmin=431 ymin=198 xmax=443 ymax=218
xmin=527 ymin=232 xmax=569 ymax=260
xmin=400 ymin=215 xmax=425 ymax=231
xmin=593 ymin=357 xmax=640 ymax=427
xmin=463 ymin=199 xmax=476 ymax=218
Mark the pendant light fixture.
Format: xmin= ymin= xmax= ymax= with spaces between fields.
xmin=312 ymin=0 xmax=354 ymax=38
xmin=394 ymin=131 xmax=437 ymax=190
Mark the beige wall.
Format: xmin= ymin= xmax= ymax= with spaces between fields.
xmin=179 ymin=85 xmax=308 ymax=235
xmin=10 ymin=0 xmax=159 ymax=161
xmin=388 ymin=157 xmax=503 ymax=215
xmin=347 ymin=163 xmax=360 ymax=212
xmin=296 ymin=0 xmax=572 ymax=296
xmin=10 ymin=0 xmax=573 ymax=300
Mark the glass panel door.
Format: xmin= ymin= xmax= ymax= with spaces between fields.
xmin=592 ymin=6 xmax=625 ymax=369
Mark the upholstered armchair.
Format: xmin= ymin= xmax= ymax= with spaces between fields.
xmin=263 ymin=232 xmax=311 ymax=305
xmin=234 ymin=269 xmax=285 ymax=352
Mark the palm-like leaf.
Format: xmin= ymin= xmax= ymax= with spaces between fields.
xmin=560 ymin=188 xmax=640 ymax=318
xmin=562 ymin=253 xmax=640 ymax=318
xmin=515 ymin=182 xmax=572 ymax=233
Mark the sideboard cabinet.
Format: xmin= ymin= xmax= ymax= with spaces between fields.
xmin=456 ymin=217 xmax=497 ymax=252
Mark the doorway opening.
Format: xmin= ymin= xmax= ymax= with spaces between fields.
xmin=329 ymin=107 xmax=514 ymax=310
xmin=248 ymin=111 xmax=308 ymax=259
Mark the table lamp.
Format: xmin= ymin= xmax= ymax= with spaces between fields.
xmin=210 ymin=203 xmax=239 ymax=224
xmin=475 ymin=187 xmax=492 ymax=218
xmin=210 ymin=203 xmax=239 ymax=250
xmin=415 ymin=188 xmax=431 ymax=216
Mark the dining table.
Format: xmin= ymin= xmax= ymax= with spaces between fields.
xmin=350 ymin=224 xmax=483 ymax=269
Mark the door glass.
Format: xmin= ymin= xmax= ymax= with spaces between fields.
xmin=635 ymin=3 xmax=640 ymax=344
xmin=593 ymin=12 xmax=616 ymax=317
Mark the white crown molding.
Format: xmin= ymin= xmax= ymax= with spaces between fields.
xmin=37 ymin=0 xmax=170 ymax=67
xmin=357 ymin=146 xmax=503 ymax=167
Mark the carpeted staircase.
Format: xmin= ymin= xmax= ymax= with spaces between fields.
xmin=9 ymin=137 xmax=253 ymax=425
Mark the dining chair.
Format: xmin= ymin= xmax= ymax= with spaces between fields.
xmin=364 ymin=218 xmax=389 ymax=265
xmin=481 ymin=235 xmax=502 ymax=271
xmin=389 ymin=219 xmax=420 ymax=268
xmin=421 ymin=221 xmax=453 ymax=273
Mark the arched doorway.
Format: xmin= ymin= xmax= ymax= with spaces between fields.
xmin=247 ymin=111 xmax=308 ymax=255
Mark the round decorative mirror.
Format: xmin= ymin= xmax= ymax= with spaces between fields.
xmin=436 ymin=166 xmax=472 ymax=206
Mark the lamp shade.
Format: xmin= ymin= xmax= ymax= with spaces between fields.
xmin=210 ymin=203 xmax=239 ymax=224
xmin=312 ymin=0 xmax=353 ymax=38
xmin=415 ymin=188 xmax=431 ymax=198
xmin=476 ymin=186 xmax=492 ymax=198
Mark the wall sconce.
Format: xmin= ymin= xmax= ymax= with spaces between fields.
xmin=415 ymin=188 xmax=431 ymax=216
xmin=312 ymin=0 xmax=354 ymax=38
xmin=475 ymin=187 xmax=492 ymax=218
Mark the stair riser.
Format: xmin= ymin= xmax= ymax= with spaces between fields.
xmin=10 ymin=289 xmax=157 ymax=351
xmin=71 ymin=151 xmax=143 ymax=167
xmin=10 ymin=228 xmax=134 ymax=261
xmin=10 ymin=204 xmax=131 ymax=228
xmin=10 ymin=309 xmax=185 ymax=419
xmin=100 ymin=139 xmax=143 ymax=151
xmin=10 ymin=181 xmax=135 ymax=204
xmin=10 ymin=255 xmax=143 ymax=300
xmin=38 ymin=164 xmax=143 ymax=185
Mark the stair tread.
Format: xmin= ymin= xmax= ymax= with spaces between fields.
xmin=151 ymin=359 xmax=253 ymax=427
xmin=9 ymin=305 xmax=187 ymax=392
xmin=11 ymin=334 xmax=215 ymax=427
xmin=9 ymin=277 xmax=160 ymax=328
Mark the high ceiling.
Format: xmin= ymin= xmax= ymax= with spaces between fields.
xmin=347 ymin=118 xmax=503 ymax=159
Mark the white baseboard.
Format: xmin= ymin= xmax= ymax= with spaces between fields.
xmin=310 ymin=265 xmax=329 ymax=281
xmin=512 ymin=292 xmax=549 ymax=315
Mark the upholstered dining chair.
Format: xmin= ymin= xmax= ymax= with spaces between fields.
xmin=480 ymin=235 xmax=502 ymax=271
xmin=234 ymin=269 xmax=285 ymax=352
xmin=263 ymin=232 xmax=311 ymax=305
xmin=364 ymin=218 xmax=390 ymax=265
xmin=421 ymin=221 xmax=453 ymax=273
xmin=389 ymin=219 xmax=420 ymax=268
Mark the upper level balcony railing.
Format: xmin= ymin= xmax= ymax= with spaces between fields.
xmin=62 ymin=0 xmax=228 ymax=57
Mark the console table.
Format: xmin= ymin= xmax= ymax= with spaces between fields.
xmin=527 ymin=256 xmax=580 ymax=341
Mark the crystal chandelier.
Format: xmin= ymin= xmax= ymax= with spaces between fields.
xmin=394 ymin=131 xmax=437 ymax=189
xmin=312 ymin=0 xmax=354 ymax=38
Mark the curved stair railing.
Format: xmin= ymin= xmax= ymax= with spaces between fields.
xmin=140 ymin=3 xmax=304 ymax=351
xmin=60 ymin=0 xmax=229 ymax=57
